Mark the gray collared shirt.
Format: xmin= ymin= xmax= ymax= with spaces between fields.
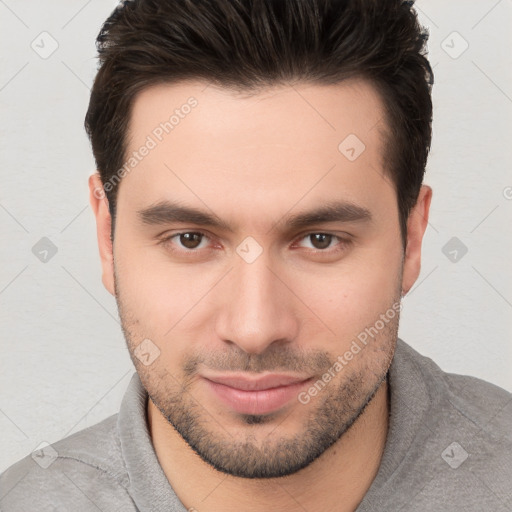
xmin=1 ymin=338 xmax=511 ymax=511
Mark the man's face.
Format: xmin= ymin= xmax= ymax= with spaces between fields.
xmin=109 ymin=80 xmax=407 ymax=478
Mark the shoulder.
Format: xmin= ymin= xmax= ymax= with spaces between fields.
xmin=401 ymin=339 xmax=512 ymax=435
xmin=0 ymin=413 xmax=137 ymax=512
xmin=443 ymin=369 xmax=512 ymax=426
xmin=375 ymin=340 xmax=512 ymax=510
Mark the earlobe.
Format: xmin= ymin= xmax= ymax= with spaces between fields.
xmin=401 ymin=185 xmax=432 ymax=296
xmin=88 ymin=173 xmax=115 ymax=296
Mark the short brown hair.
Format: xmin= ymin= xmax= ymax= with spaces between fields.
xmin=85 ymin=0 xmax=433 ymax=245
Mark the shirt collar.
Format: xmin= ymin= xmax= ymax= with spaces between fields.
xmin=117 ymin=372 xmax=187 ymax=512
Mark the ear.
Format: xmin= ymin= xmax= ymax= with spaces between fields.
xmin=401 ymin=185 xmax=432 ymax=295
xmin=88 ymin=173 xmax=115 ymax=296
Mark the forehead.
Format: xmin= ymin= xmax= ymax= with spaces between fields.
xmin=120 ymin=79 xmax=393 ymax=228
xmin=127 ymin=79 xmax=387 ymax=153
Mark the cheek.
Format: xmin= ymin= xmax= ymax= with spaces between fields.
xmin=298 ymin=244 xmax=402 ymax=341
xmin=115 ymin=262 xmax=201 ymax=374
xmin=114 ymin=242 xmax=171 ymax=321
xmin=115 ymin=242 xmax=219 ymax=342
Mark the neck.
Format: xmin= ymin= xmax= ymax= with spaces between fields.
xmin=148 ymin=378 xmax=389 ymax=512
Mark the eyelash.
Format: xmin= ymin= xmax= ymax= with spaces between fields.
xmin=157 ymin=230 xmax=352 ymax=257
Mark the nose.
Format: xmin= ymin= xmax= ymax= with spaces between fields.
xmin=214 ymin=250 xmax=299 ymax=355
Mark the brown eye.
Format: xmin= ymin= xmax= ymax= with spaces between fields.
xmin=178 ymin=232 xmax=204 ymax=249
xmin=308 ymin=233 xmax=333 ymax=250
xmin=293 ymin=232 xmax=351 ymax=256
xmin=158 ymin=230 xmax=215 ymax=258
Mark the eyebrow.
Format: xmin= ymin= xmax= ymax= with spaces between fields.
xmin=137 ymin=199 xmax=372 ymax=233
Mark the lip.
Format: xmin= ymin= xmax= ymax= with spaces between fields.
xmin=202 ymin=372 xmax=311 ymax=391
xmin=201 ymin=372 xmax=313 ymax=415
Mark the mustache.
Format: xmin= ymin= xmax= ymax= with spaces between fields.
xmin=183 ymin=344 xmax=333 ymax=376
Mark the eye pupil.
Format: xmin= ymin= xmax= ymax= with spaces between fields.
xmin=180 ymin=232 xmax=202 ymax=249
xmin=311 ymin=233 xmax=331 ymax=250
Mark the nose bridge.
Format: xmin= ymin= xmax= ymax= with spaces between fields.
xmin=214 ymin=249 xmax=297 ymax=354
xmin=237 ymin=253 xmax=276 ymax=310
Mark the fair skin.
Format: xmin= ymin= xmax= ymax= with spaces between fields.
xmin=89 ymin=79 xmax=431 ymax=511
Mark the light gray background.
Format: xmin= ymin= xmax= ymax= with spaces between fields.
xmin=1 ymin=0 xmax=511 ymax=473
